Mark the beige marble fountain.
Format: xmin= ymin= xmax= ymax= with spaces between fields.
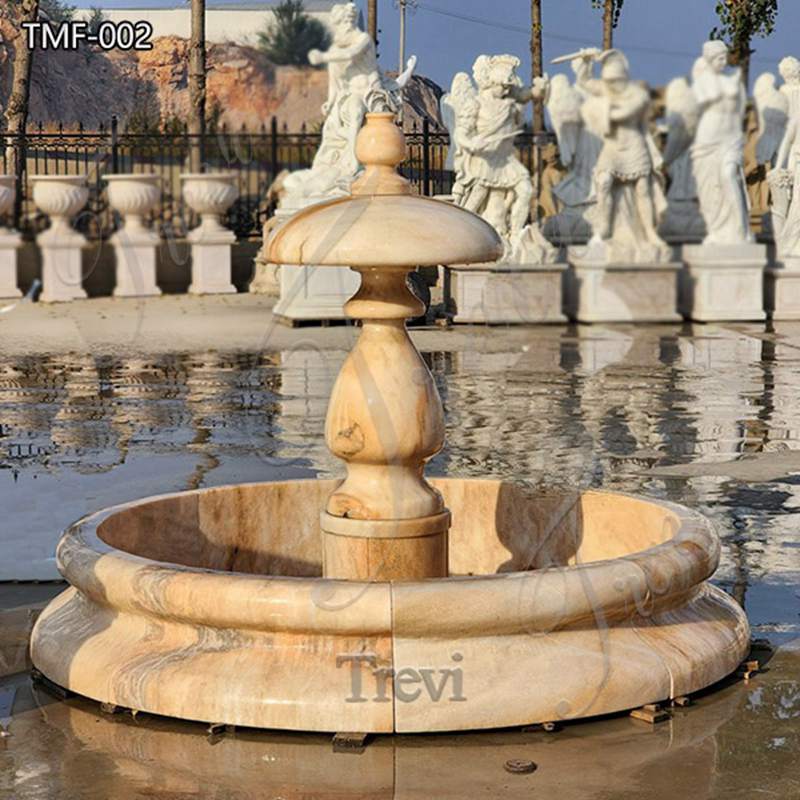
xmin=30 ymin=113 xmax=750 ymax=734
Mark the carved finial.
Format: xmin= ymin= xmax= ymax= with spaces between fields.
xmin=351 ymin=113 xmax=411 ymax=196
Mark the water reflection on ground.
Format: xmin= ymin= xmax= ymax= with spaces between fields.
xmin=0 ymin=324 xmax=799 ymax=641
xmin=1 ymin=645 xmax=798 ymax=799
xmin=2 ymin=321 xmax=800 ymax=798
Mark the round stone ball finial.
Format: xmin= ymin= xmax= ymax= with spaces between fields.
xmin=351 ymin=112 xmax=411 ymax=196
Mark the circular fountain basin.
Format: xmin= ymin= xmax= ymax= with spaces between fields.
xmin=30 ymin=478 xmax=750 ymax=733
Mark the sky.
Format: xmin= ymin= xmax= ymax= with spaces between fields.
xmin=70 ymin=0 xmax=800 ymax=91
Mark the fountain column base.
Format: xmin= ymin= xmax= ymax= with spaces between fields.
xmin=321 ymin=510 xmax=450 ymax=581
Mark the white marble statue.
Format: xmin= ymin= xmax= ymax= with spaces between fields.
xmin=660 ymin=77 xmax=705 ymax=242
xmin=279 ymin=2 xmax=416 ymax=209
xmin=252 ymin=1 xmax=415 ymax=308
xmin=565 ymin=48 xmax=669 ymax=263
xmin=441 ymin=54 xmax=555 ymax=264
xmin=690 ymin=41 xmax=752 ymax=245
xmin=544 ymin=63 xmax=604 ymax=243
xmin=758 ymin=57 xmax=800 ymax=262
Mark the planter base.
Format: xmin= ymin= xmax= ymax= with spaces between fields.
xmin=112 ymin=232 xmax=161 ymax=298
xmin=0 ymin=230 xmax=22 ymax=299
xmin=38 ymin=231 xmax=87 ymax=303
xmin=188 ymin=231 xmax=237 ymax=295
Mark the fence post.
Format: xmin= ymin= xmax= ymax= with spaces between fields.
xmin=13 ymin=126 xmax=25 ymax=232
xmin=270 ymin=116 xmax=279 ymax=182
xmin=111 ymin=115 xmax=119 ymax=174
xmin=422 ymin=117 xmax=431 ymax=197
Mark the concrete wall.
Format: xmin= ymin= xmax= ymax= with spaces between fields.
xmin=74 ymin=8 xmax=333 ymax=46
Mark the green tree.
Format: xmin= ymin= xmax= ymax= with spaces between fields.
xmin=711 ymin=0 xmax=778 ymax=88
xmin=258 ymin=0 xmax=331 ymax=67
xmin=40 ymin=0 xmax=76 ymax=22
xmin=591 ymin=0 xmax=624 ymax=49
xmin=87 ymin=7 xmax=106 ymax=36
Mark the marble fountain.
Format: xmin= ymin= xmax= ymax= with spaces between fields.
xmin=30 ymin=114 xmax=751 ymax=734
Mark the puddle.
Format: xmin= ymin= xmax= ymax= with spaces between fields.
xmin=0 ymin=326 xmax=799 ymax=642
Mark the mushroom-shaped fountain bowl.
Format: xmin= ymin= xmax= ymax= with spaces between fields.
xmin=30 ymin=113 xmax=750 ymax=734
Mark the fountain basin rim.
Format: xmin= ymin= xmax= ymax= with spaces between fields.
xmin=54 ymin=478 xmax=720 ymax=637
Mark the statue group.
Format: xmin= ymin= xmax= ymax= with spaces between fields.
xmin=260 ymin=2 xmax=799 ymax=322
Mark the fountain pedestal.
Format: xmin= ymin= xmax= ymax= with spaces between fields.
xmin=268 ymin=113 xmax=497 ymax=580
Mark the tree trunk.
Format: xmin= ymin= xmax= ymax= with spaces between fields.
xmin=530 ymin=0 xmax=544 ymax=133
xmin=188 ymin=0 xmax=206 ymax=173
xmin=602 ymin=0 xmax=614 ymax=49
xmin=367 ymin=0 xmax=378 ymax=46
xmin=5 ymin=0 xmax=40 ymax=223
xmin=739 ymin=50 xmax=750 ymax=91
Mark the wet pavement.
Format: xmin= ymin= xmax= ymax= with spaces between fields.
xmin=0 ymin=644 xmax=798 ymax=799
xmin=1 ymin=296 xmax=799 ymax=796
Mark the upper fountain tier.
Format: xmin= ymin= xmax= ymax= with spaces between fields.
xmin=268 ymin=112 xmax=503 ymax=269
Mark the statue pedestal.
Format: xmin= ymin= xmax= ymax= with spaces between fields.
xmin=567 ymin=246 xmax=681 ymax=323
xmin=269 ymin=204 xmax=358 ymax=322
xmin=681 ymin=243 xmax=766 ymax=322
xmin=112 ymin=231 xmax=161 ymax=298
xmin=273 ymin=262 xmax=360 ymax=322
xmin=0 ymin=230 xmax=22 ymax=299
xmin=766 ymin=257 xmax=800 ymax=320
xmin=38 ymin=227 xmax=88 ymax=303
xmin=449 ymin=261 xmax=567 ymax=323
xmin=188 ymin=228 xmax=237 ymax=295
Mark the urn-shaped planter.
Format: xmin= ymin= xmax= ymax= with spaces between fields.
xmin=30 ymin=175 xmax=89 ymax=302
xmin=105 ymin=174 xmax=161 ymax=241
xmin=181 ymin=172 xmax=238 ymax=240
xmin=181 ymin=172 xmax=238 ymax=295
xmin=0 ymin=175 xmax=16 ymax=228
xmin=30 ymin=175 xmax=89 ymax=243
xmin=0 ymin=175 xmax=21 ymax=298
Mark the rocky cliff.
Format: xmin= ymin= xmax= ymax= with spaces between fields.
xmin=0 ymin=21 xmax=443 ymax=131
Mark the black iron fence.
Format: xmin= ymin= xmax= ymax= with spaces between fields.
xmin=1 ymin=118 xmax=552 ymax=241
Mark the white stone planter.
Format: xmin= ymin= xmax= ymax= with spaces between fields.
xmin=0 ymin=175 xmax=21 ymax=299
xmin=105 ymin=174 xmax=162 ymax=297
xmin=30 ymin=175 xmax=89 ymax=302
xmin=181 ymin=172 xmax=238 ymax=294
